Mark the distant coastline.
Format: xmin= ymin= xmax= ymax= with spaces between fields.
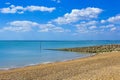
xmin=0 ymin=40 xmax=120 ymax=42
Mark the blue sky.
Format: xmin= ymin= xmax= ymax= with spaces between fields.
xmin=0 ymin=0 xmax=120 ymax=40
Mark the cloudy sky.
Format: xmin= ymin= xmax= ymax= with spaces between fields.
xmin=0 ymin=0 xmax=120 ymax=40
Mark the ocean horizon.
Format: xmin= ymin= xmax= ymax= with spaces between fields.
xmin=0 ymin=40 xmax=120 ymax=70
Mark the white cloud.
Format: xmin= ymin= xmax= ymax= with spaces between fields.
xmin=52 ymin=0 xmax=61 ymax=3
xmin=74 ymin=14 xmax=120 ymax=34
xmin=75 ymin=20 xmax=119 ymax=34
xmin=101 ymin=15 xmax=120 ymax=24
xmin=25 ymin=6 xmax=55 ymax=12
xmin=101 ymin=24 xmax=118 ymax=32
xmin=1 ymin=5 xmax=24 ymax=14
xmin=5 ymin=2 xmax=11 ymax=5
xmin=99 ymin=15 xmax=120 ymax=32
xmin=107 ymin=15 xmax=120 ymax=24
xmin=101 ymin=20 xmax=106 ymax=23
xmin=89 ymin=26 xmax=97 ymax=29
xmin=9 ymin=21 xmax=39 ymax=27
xmin=76 ymin=21 xmax=97 ymax=27
xmin=2 ymin=21 xmax=39 ymax=32
xmin=53 ymin=7 xmax=102 ymax=24
xmin=3 ymin=26 xmax=31 ymax=32
xmin=1 ymin=21 xmax=70 ymax=32
xmin=39 ymin=23 xmax=70 ymax=32
xmin=100 ymin=24 xmax=115 ymax=28
xmin=0 ymin=5 xmax=56 ymax=14
xmin=110 ymin=27 xmax=117 ymax=31
xmin=75 ymin=21 xmax=97 ymax=33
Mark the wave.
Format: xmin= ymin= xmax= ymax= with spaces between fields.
xmin=0 ymin=54 xmax=94 ymax=70
xmin=0 ymin=61 xmax=54 ymax=70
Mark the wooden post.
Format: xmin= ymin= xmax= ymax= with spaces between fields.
xmin=40 ymin=41 xmax=42 ymax=53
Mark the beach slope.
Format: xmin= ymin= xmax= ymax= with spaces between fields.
xmin=0 ymin=52 xmax=120 ymax=80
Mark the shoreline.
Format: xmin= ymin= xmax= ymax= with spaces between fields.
xmin=0 ymin=51 xmax=114 ymax=71
xmin=1 ymin=51 xmax=120 ymax=80
xmin=0 ymin=53 xmax=94 ymax=71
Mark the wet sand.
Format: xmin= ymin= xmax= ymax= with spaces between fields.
xmin=0 ymin=51 xmax=120 ymax=80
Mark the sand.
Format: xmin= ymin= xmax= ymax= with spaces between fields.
xmin=0 ymin=52 xmax=120 ymax=80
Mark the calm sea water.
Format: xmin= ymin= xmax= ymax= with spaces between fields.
xmin=0 ymin=40 xmax=120 ymax=70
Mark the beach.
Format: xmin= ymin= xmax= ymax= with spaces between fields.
xmin=0 ymin=51 xmax=120 ymax=80
xmin=0 ymin=0 xmax=120 ymax=79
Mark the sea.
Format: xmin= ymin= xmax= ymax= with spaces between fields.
xmin=0 ymin=40 xmax=120 ymax=70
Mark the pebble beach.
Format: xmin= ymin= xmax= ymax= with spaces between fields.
xmin=0 ymin=51 xmax=120 ymax=80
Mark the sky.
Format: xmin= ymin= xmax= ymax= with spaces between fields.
xmin=0 ymin=0 xmax=120 ymax=40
